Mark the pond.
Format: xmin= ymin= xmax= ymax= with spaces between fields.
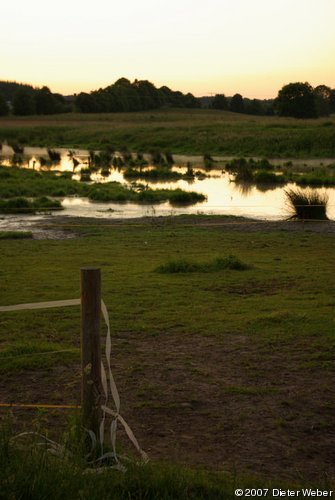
xmin=1 ymin=145 xmax=335 ymax=220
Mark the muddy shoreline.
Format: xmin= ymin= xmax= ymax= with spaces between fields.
xmin=1 ymin=213 xmax=335 ymax=239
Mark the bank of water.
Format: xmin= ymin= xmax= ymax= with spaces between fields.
xmin=1 ymin=146 xmax=335 ymax=221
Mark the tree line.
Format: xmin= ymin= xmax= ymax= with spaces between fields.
xmin=75 ymin=78 xmax=199 ymax=112
xmin=0 ymin=79 xmax=334 ymax=118
xmin=0 ymin=81 xmax=71 ymax=116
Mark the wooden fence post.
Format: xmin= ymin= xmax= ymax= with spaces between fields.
xmin=80 ymin=267 xmax=102 ymax=439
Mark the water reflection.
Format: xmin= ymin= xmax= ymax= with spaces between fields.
xmin=1 ymin=146 xmax=335 ymax=220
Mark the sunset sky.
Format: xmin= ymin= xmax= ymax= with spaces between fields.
xmin=1 ymin=0 xmax=334 ymax=98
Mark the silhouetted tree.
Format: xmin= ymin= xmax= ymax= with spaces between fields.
xmin=274 ymin=82 xmax=317 ymax=118
xmin=35 ymin=86 xmax=58 ymax=114
xmin=330 ymin=89 xmax=335 ymax=114
xmin=12 ymin=88 xmax=36 ymax=115
xmin=230 ymin=93 xmax=244 ymax=113
xmin=314 ymin=84 xmax=332 ymax=116
xmin=212 ymin=94 xmax=228 ymax=110
xmin=75 ymin=92 xmax=98 ymax=113
xmin=0 ymin=94 xmax=9 ymax=115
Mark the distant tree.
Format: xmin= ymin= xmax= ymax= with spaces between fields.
xmin=330 ymin=89 xmax=335 ymax=114
xmin=12 ymin=88 xmax=36 ymax=115
xmin=0 ymin=94 xmax=9 ymax=115
xmin=0 ymin=81 xmax=35 ymax=102
xmin=230 ymin=93 xmax=244 ymax=113
xmin=35 ymin=86 xmax=58 ymax=114
xmin=314 ymin=84 xmax=332 ymax=116
xmin=243 ymin=98 xmax=263 ymax=115
xmin=53 ymin=93 xmax=71 ymax=113
xmin=76 ymin=78 xmax=198 ymax=113
xmin=212 ymin=94 xmax=228 ymax=110
xmin=75 ymin=92 xmax=98 ymax=113
xmin=274 ymin=82 xmax=317 ymax=118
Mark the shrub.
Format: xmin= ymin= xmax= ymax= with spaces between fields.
xmin=285 ymin=188 xmax=329 ymax=220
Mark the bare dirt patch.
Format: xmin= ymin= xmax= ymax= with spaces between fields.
xmin=1 ymin=331 xmax=334 ymax=483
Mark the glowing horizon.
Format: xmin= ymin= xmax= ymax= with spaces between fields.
xmin=1 ymin=0 xmax=334 ymax=99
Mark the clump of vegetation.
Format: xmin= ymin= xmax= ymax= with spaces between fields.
xmin=47 ymin=149 xmax=61 ymax=162
xmin=150 ymin=149 xmax=165 ymax=167
xmin=0 ymin=231 xmax=33 ymax=239
xmin=285 ymin=188 xmax=329 ymax=220
xmin=254 ymin=171 xmax=286 ymax=184
xmin=8 ymin=140 xmax=24 ymax=154
xmin=124 ymin=167 xmax=180 ymax=181
xmin=226 ymin=158 xmax=254 ymax=182
xmin=165 ymin=151 xmax=174 ymax=165
xmin=80 ymin=168 xmax=92 ymax=182
xmin=164 ymin=189 xmax=205 ymax=206
xmin=0 ymin=165 xmax=206 ymax=208
xmin=156 ymin=255 xmax=250 ymax=273
xmin=203 ymin=153 xmax=215 ymax=169
xmin=0 ymin=196 xmax=63 ymax=214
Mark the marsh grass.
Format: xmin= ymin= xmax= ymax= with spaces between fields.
xmin=0 ymin=165 xmax=206 ymax=207
xmin=156 ymin=255 xmax=250 ymax=273
xmin=285 ymin=188 xmax=329 ymax=220
xmin=0 ymin=196 xmax=63 ymax=214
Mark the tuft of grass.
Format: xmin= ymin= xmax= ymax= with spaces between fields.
xmin=285 ymin=188 xmax=329 ymax=220
xmin=155 ymin=255 xmax=250 ymax=274
xmin=0 ymin=231 xmax=33 ymax=239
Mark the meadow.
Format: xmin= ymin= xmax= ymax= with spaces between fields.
xmin=1 ymin=109 xmax=335 ymax=496
xmin=0 ymin=216 xmax=335 ymax=496
xmin=1 ymin=109 xmax=335 ymax=157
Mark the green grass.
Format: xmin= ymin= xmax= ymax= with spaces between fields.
xmin=0 ymin=426 xmax=304 ymax=500
xmin=0 ymin=217 xmax=335 ymax=485
xmin=1 ymin=218 xmax=334 ymax=364
xmin=1 ymin=109 xmax=335 ymax=157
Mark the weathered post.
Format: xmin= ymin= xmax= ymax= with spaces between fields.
xmin=81 ymin=267 xmax=102 ymax=439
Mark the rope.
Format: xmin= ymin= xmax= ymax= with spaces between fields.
xmin=0 ymin=296 xmax=148 ymax=463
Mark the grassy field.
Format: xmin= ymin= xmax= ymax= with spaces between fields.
xmin=1 ymin=109 xmax=335 ymax=157
xmin=0 ymin=216 xmax=335 ymax=495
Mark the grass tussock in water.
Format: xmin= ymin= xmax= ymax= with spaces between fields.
xmin=156 ymin=255 xmax=250 ymax=274
xmin=285 ymin=188 xmax=329 ymax=220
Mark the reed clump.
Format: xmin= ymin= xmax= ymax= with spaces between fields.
xmin=285 ymin=188 xmax=329 ymax=220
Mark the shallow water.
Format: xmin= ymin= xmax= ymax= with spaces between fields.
xmin=1 ymin=146 xmax=335 ymax=220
